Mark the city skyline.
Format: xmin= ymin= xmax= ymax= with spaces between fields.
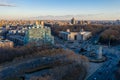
xmin=0 ymin=0 xmax=120 ymax=20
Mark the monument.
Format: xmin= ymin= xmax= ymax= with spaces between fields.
xmin=97 ymin=46 xmax=103 ymax=59
xmin=88 ymin=45 xmax=106 ymax=63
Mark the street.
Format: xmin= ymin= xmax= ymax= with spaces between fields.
xmin=54 ymin=36 xmax=120 ymax=80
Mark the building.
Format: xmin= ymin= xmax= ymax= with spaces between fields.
xmin=59 ymin=29 xmax=91 ymax=41
xmin=71 ymin=17 xmax=76 ymax=24
xmin=5 ymin=20 xmax=54 ymax=46
xmin=36 ymin=20 xmax=44 ymax=26
xmin=84 ymin=20 xmax=91 ymax=25
xmin=7 ymin=29 xmax=27 ymax=46
xmin=7 ymin=35 xmax=26 ymax=46
xmin=78 ymin=20 xmax=84 ymax=25
xmin=115 ymin=20 xmax=120 ymax=25
xmin=0 ymin=40 xmax=14 ymax=48
xmin=25 ymin=21 xmax=54 ymax=46
xmin=0 ymin=36 xmax=4 ymax=40
xmin=78 ymin=20 xmax=91 ymax=25
xmin=0 ymin=27 xmax=2 ymax=34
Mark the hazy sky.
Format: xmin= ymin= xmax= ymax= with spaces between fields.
xmin=0 ymin=0 xmax=120 ymax=20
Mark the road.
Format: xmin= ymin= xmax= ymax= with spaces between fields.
xmin=55 ymin=36 xmax=120 ymax=80
xmin=87 ymin=54 xmax=119 ymax=80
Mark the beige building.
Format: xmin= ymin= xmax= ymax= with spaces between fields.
xmin=0 ymin=40 xmax=14 ymax=48
xmin=59 ymin=29 xmax=92 ymax=41
xmin=36 ymin=20 xmax=44 ymax=26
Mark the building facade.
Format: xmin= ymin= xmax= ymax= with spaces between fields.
xmin=0 ymin=40 xmax=14 ymax=48
xmin=25 ymin=21 xmax=54 ymax=46
xmin=7 ymin=35 xmax=26 ymax=46
xmin=59 ymin=29 xmax=91 ymax=41
xmin=71 ymin=17 xmax=76 ymax=24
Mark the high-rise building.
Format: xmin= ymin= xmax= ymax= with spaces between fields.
xmin=71 ymin=17 xmax=76 ymax=24
xmin=25 ymin=21 xmax=54 ymax=46
xmin=78 ymin=20 xmax=84 ymax=25
xmin=78 ymin=20 xmax=91 ymax=25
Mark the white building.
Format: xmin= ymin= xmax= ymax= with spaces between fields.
xmin=59 ymin=29 xmax=92 ymax=41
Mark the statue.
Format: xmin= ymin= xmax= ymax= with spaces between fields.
xmin=97 ymin=46 xmax=103 ymax=59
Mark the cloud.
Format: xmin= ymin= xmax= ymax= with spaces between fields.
xmin=0 ymin=3 xmax=16 ymax=7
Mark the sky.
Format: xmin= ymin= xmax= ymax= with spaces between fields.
xmin=0 ymin=0 xmax=120 ymax=20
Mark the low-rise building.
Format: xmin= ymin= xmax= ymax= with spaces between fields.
xmin=7 ymin=35 xmax=26 ymax=46
xmin=0 ymin=40 xmax=14 ymax=48
xmin=59 ymin=29 xmax=92 ymax=41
